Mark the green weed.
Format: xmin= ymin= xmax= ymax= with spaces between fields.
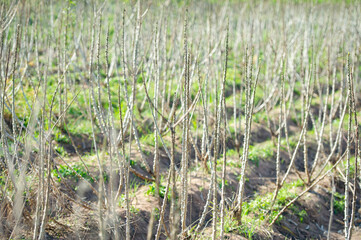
xmin=52 ymin=163 xmax=95 ymax=183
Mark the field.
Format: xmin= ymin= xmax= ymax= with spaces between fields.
xmin=0 ymin=0 xmax=361 ymax=239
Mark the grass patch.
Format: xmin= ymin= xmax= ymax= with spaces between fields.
xmin=333 ymin=192 xmax=345 ymax=214
xmin=242 ymin=179 xmax=304 ymax=224
xmin=248 ymin=141 xmax=274 ymax=166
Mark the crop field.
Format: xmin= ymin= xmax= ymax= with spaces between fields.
xmin=0 ymin=0 xmax=361 ymax=239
